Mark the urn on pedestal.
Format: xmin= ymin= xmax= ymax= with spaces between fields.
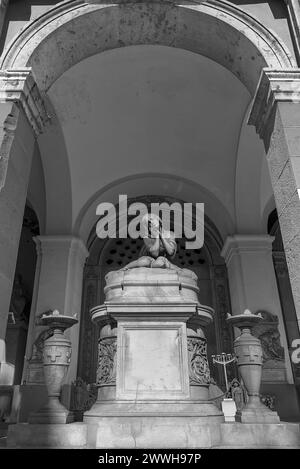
xmin=29 ymin=310 xmax=78 ymax=424
xmin=227 ymin=309 xmax=280 ymax=423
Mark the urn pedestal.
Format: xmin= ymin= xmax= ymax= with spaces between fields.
xmin=29 ymin=312 xmax=78 ymax=424
xmin=83 ymin=267 xmax=223 ymax=446
xmin=227 ymin=310 xmax=280 ymax=423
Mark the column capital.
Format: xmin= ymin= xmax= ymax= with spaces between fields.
xmin=221 ymin=235 xmax=274 ymax=265
xmin=0 ymin=68 xmax=50 ymax=134
xmin=34 ymin=235 xmax=89 ymax=263
xmin=248 ymin=68 xmax=300 ymax=140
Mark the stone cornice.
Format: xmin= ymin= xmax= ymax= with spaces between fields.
xmin=0 ymin=68 xmax=50 ymax=135
xmin=221 ymin=235 xmax=275 ymax=266
xmin=248 ymin=68 xmax=300 ymax=140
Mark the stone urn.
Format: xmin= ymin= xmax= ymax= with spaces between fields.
xmin=227 ymin=309 xmax=279 ymax=423
xmin=29 ymin=310 xmax=78 ymax=424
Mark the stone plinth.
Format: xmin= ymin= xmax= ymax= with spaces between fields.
xmin=6 ymin=421 xmax=300 ymax=448
xmin=84 ymin=267 xmax=223 ymax=429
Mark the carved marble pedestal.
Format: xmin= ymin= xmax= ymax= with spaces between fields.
xmin=83 ymin=268 xmax=223 ymax=446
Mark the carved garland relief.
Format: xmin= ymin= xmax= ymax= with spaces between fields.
xmin=187 ymin=336 xmax=210 ymax=385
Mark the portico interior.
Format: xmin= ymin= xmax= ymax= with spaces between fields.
xmin=0 ymin=0 xmax=300 ymax=427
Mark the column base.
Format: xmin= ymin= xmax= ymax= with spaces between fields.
xmin=28 ymin=398 xmax=75 ymax=424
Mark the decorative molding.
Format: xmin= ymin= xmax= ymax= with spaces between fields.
xmin=221 ymin=235 xmax=275 ymax=266
xmin=0 ymin=68 xmax=50 ymax=134
xmin=248 ymin=68 xmax=300 ymax=140
xmin=187 ymin=336 xmax=210 ymax=385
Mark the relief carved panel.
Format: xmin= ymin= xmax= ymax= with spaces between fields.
xmin=187 ymin=336 xmax=210 ymax=385
xmin=96 ymin=336 xmax=117 ymax=386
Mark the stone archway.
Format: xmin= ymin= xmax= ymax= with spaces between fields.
xmin=1 ymin=0 xmax=294 ymax=92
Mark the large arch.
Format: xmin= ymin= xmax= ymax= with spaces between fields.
xmin=1 ymin=0 xmax=295 ymax=93
xmin=0 ymin=1 xmax=295 ymax=236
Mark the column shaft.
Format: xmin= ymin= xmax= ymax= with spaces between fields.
xmin=0 ymin=103 xmax=34 ymax=371
xmin=25 ymin=236 xmax=88 ymax=384
xmin=249 ymin=69 xmax=300 ymax=330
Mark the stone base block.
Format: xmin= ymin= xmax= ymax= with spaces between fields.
xmin=221 ymin=398 xmax=236 ymax=422
xmin=0 ymin=362 xmax=14 ymax=385
xmin=94 ymin=419 xmax=300 ymax=448
xmin=6 ymin=421 xmax=300 ymax=448
xmin=28 ymin=400 xmax=75 ymax=424
xmin=83 ymin=400 xmax=224 ymax=423
xmin=7 ymin=423 xmax=88 ymax=448
xmin=236 ymin=405 xmax=280 ymax=423
xmin=216 ymin=423 xmax=300 ymax=448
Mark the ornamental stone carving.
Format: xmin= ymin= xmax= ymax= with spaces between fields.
xmin=187 ymin=336 xmax=210 ymax=385
xmin=96 ymin=336 xmax=117 ymax=386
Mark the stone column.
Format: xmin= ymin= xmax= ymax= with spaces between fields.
xmin=0 ymin=69 xmax=47 ymax=383
xmin=0 ymin=1 xmax=8 ymax=38
xmin=221 ymin=235 xmax=293 ymax=383
xmin=284 ymin=0 xmax=300 ymax=63
xmin=25 ymin=236 xmax=89 ymax=384
xmin=248 ymin=69 xmax=300 ymax=331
